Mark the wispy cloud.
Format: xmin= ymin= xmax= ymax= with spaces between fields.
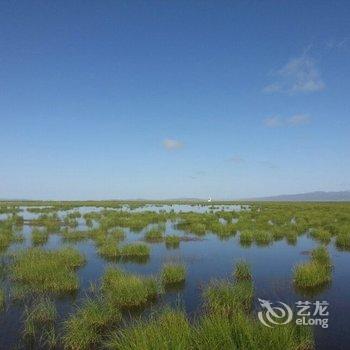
xmin=228 ymin=156 xmax=245 ymax=164
xmin=264 ymin=114 xmax=311 ymax=128
xmin=286 ymin=114 xmax=310 ymax=126
xmin=263 ymin=55 xmax=325 ymax=94
xmin=325 ymin=38 xmax=348 ymax=50
xmin=163 ymin=138 xmax=183 ymax=150
xmin=263 ymin=116 xmax=283 ymax=128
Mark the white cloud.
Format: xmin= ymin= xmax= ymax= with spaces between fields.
xmin=163 ymin=138 xmax=183 ymax=150
xmin=286 ymin=114 xmax=311 ymax=126
xmin=264 ymin=116 xmax=283 ymax=128
xmin=263 ymin=55 xmax=325 ymax=94
xmin=264 ymin=114 xmax=311 ymax=128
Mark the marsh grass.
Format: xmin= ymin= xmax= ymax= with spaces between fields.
xmin=239 ymin=230 xmax=254 ymax=246
xmin=144 ymin=228 xmax=164 ymax=242
xmin=105 ymin=309 xmax=191 ymax=350
xmin=0 ymin=288 xmax=4 ymax=311
xmin=63 ymin=298 xmax=121 ymax=350
xmin=311 ymin=245 xmax=331 ymax=265
xmin=96 ymin=237 xmax=120 ymax=260
xmin=161 ymin=263 xmax=186 ymax=285
xmin=193 ymin=309 xmax=313 ymax=350
xmin=294 ymin=246 xmax=332 ymax=289
xmin=253 ymin=231 xmax=273 ymax=246
xmin=336 ymin=233 xmax=350 ymax=251
xmin=203 ymin=279 xmax=254 ymax=314
xmin=102 ymin=267 xmax=161 ymax=308
xmin=105 ymin=307 xmax=313 ymax=350
xmin=61 ymin=228 xmax=89 ymax=243
xmin=23 ymin=297 xmax=57 ymax=339
xmin=11 ymin=247 xmax=85 ymax=294
xmin=309 ymin=229 xmax=332 ymax=244
xmin=285 ymin=231 xmax=298 ymax=245
xmin=0 ymin=224 xmax=24 ymax=252
xmin=165 ymin=235 xmax=180 ymax=248
xmin=31 ymin=228 xmax=49 ymax=246
xmin=120 ymin=243 xmax=150 ymax=257
xmin=233 ymin=260 xmax=252 ymax=281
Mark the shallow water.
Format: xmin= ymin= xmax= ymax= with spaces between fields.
xmin=0 ymin=205 xmax=349 ymax=349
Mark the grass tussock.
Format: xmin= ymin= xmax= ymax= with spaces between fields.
xmin=105 ymin=309 xmax=191 ymax=350
xmin=294 ymin=246 xmax=332 ymax=289
xmin=161 ymin=263 xmax=186 ymax=285
xmin=336 ymin=233 xmax=350 ymax=250
xmin=203 ymin=279 xmax=254 ymax=314
xmin=23 ymin=297 xmax=57 ymax=339
xmin=144 ymin=229 xmax=164 ymax=242
xmin=165 ymin=235 xmax=180 ymax=248
xmin=31 ymin=228 xmax=49 ymax=246
xmin=63 ymin=298 xmax=121 ymax=350
xmin=102 ymin=267 xmax=160 ymax=308
xmin=120 ymin=243 xmax=150 ymax=257
xmin=239 ymin=230 xmax=254 ymax=246
xmin=105 ymin=307 xmax=313 ymax=350
xmin=234 ymin=260 xmax=252 ymax=281
xmin=11 ymin=247 xmax=85 ymax=294
xmin=193 ymin=309 xmax=313 ymax=350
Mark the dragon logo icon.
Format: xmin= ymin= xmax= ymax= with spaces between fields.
xmin=258 ymin=298 xmax=293 ymax=327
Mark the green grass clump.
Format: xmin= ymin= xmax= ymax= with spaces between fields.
xmin=239 ymin=230 xmax=254 ymax=245
xmin=102 ymin=267 xmax=160 ymax=308
xmin=0 ymin=288 xmax=4 ymax=311
xmin=109 ymin=228 xmax=125 ymax=240
xmin=203 ymin=279 xmax=253 ymax=314
xmin=31 ymin=228 xmax=49 ymax=246
xmin=285 ymin=231 xmax=298 ymax=245
xmin=311 ymin=245 xmax=331 ymax=265
xmin=253 ymin=231 xmax=273 ymax=245
xmin=61 ymin=228 xmax=88 ymax=242
xmin=193 ymin=310 xmax=313 ymax=350
xmin=11 ymin=247 xmax=85 ymax=294
xmin=23 ymin=297 xmax=57 ymax=339
xmin=161 ymin=263 xmax=186 ymax=285
xmin=120 ymin=243 xmax=150 ymax=257
xmin=97 ymin=237 xmax=120 ymax=260
xmin=165 ymin=235 xmax=180 ymax=248
xmin=294 ymin=262 xmax=331 ymax=289
xmin=144 ymin=229 xmax=164 ymax=242
xmin=105 ymin=309 xmax=191 ymax=350
xmin=233 ymin=260 xmax=252 ymax=281
xmin=310 ymin=229 xmax=332 ymax=243
xmin=336 ymin=233 xmax=350 ymax=250
xmin=63 ymin=298 xmax=121 ymax=350
xmin=294 ymin=246 xmax=332 ymax=289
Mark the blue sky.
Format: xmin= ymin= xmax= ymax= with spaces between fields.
xmin=1 ymin=1 xmax=349 ymax=200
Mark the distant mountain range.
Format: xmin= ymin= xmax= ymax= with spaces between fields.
xmin=250 ymin=191 xmax=350 ymax=202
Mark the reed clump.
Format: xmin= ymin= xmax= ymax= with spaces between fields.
xmin=165 ymin=235 xmax=180 ymax=248
xmin=23 ymin=297 xmax=57 ymax=339
xmin=294 ymin=246 xmax=332 ymax=288
xmin=31 ymin=228 xmax=49 ymax=246
xmin=233 ymin=260 xmax=252 ymax=281
xmin=11 ymin=247 xmax=85 ymax=294
xmin=63 ymin=298 xmax=121 ymax=350
xmin=102 ymin=267 xmax=160 ymax=308
xmin=161 ymin=263 xmax=186 ymax=285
